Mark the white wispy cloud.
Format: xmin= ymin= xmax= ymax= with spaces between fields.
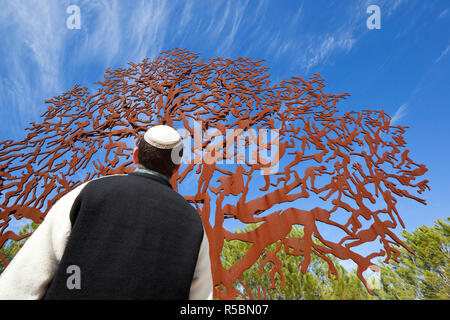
xmin=126 ymin=0 xmax=170 ymax=62
xmin=0 ymin=0 xmax=173 ymax=137
xmin=391 ymin=104 xmax=408 ymax=125
xmin=75 ymin=0 xmax=170 ymax=67
xmin=387 ymin=0 xmax=405 ymax=16
xmin=218 ymin=0 xmax=249 ymax=54
xmin=301 ymin=31 xmax=356 ymax=72
xmin=246 ymin=0 xmax=270 ymax=39
xmin=0 ymin=0 xmax=66 ymax=135
xmin=435 ymin=44 xmax=450 ymax=63
xmin=297 ymin=0 xmax=408 ymax=73
xmin=265 ymin=30 xmax=295 ymax=61
xmin=249 ymin=2 xmax=359 ymax=75
xmin=178 ymin=0 xmax=194 ymax=34
xmin=79 ymin=0 xmax=122 ymax=66
xmin=287 ymin=5 xmax=303 ymax=30
xmin=303 ymin=36 xmax=337 ymax=71
xmin=205 ymin=1 xmax=231 ymax=36
xmin=438 ymin=9 xmax=448 ymax=19
xmin=294 ymin=0 xmax=371 ymax=73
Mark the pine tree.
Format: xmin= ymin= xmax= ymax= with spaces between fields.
xmin=221 ymin=224 xmax=376 ymax=300
xmin=0 ymin=223 xmax=39 ymax=275
xmin=375 ymin=218 xmax=449 ymax=300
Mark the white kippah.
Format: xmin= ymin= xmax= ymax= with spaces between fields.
xmin=144 ymin=125 xmax=182 ymax=149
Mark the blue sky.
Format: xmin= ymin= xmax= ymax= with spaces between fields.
xmin=0 ymin=0 xmax=449 ymax=268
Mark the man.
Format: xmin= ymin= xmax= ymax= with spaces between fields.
xmin=0 ymin=125 xmax=213 ymax=299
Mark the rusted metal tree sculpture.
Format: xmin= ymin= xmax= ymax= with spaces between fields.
xmin=0 ymin=48 xmax=429 ymax=299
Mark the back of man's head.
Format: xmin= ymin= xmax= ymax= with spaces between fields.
xmin=136 ymin=125 xmax=183 ymax=178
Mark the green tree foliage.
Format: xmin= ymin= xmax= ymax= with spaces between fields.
xmin=375 ymin=218 xmax=449 ymax=300
xmin=0 ymin=222 xmax=39 ymax=275
xmin=2 ymin=219 xmax=448 ymax=300
xmin=221 ymin=224 xmax=376 ymax=300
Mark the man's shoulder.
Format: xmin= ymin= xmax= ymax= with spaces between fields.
xmin=74 ymin=173 xmax=135 ymax=197
xmin=78 ymin=173 xmax=200 ymax=219
xmin=84 ymin=173 xmax=137 ymax=187
xmin=81 ymin=173 xmax=183 ymax=202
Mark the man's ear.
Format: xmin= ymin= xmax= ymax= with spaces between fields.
xmin=132 ymin=148 xmax=139 ymax=165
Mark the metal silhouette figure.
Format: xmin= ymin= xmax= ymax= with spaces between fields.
xmin=0 ymin=49 xmax=429 ymax=299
